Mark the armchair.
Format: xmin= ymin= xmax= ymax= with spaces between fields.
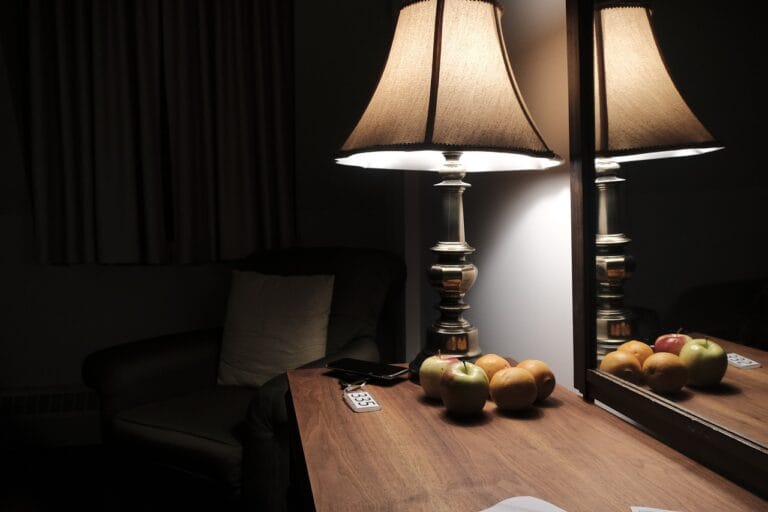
xmin=82 ymin=247 xmax=406 ymax=510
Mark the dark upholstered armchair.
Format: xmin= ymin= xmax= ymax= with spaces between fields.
xmin=82 ymin=247 xmax=406 ymax=511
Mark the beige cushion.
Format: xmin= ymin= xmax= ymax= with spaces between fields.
xmin=217 ymin=271 xmax=334 ymax=387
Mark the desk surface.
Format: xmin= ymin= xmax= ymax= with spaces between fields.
xmin=288 ymin=367 xmax=766 ymax=512
xmin=665 ymin=335 xmax=768 ymax=447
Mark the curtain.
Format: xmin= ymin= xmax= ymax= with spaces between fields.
xmin=8 ymin=0 xmax=295 ymax=263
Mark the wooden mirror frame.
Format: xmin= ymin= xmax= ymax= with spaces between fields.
xmin=566 ymin=0 xmax=768 ymax=498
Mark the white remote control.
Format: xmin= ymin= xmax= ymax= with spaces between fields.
xmin=727 ymin=352 xmax=762 ymax=369
xmin=343 ymin=389 xmax=381 ymax=413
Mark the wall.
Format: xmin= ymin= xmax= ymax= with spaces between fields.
xmin=293 ymin=0 xmax=404 ymax=252
xmin=468 ymin=0 xmax=573 ymax=388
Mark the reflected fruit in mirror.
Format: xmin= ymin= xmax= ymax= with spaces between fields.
xmin=678 ymin=338 xmax=728 ymax=387
xmin=419 ymin=354 xmax=460 ymax=400
xmin=618 ymin=340 xmax=654 ymax=367
xmin=599 ymin=350 xmax=643 ymax=384
xmin=474 ymin=353 xmax=511 ymax=386
xmin=654 ymin=332 xmax=693 ymax=356
xmin=440 ymin=361 xmax=489 ymax=416
xmin=643 ymin=352 xmax=688 ymax=394
xmin=489 ymin=367 xmax=538 ymax=411
xmin=516 ymin=359 xmax=556 ymax=401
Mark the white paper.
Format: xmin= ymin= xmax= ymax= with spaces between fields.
xmin=479 ymin=496 xmax=568 ymax=512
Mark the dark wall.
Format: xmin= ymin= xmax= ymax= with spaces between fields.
xmin=0 ymin=0 xmax=407 ymax=392
xmin=294 ymin=0 xmax=404 ymax=251
xmin=622 ymin=1 xmax=768 ymax=335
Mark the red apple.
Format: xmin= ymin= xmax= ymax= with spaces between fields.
xmin=440 ymin=361 xmax=489 ymax=416
xmin=418 ymin=354 xmax=460 ymax=400
xmin=654 ymin=332 xmax=693 ymax=356
xmin=678 ymin=338 xmax=728 ymax=387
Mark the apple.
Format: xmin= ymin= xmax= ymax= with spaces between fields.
xmin=654 ymin=332 xmax=693 ymax=356
xmin=678 ymin=338 xmax=728 ymax=387
xmin=419 ymin=354 xmax=460 ymax=400
xmin=440 ymin=361 xmax=489 ymax=416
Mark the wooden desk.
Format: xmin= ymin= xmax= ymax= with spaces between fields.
xmin=661 ymin=335 xmax=768 ymax=447
xmin=287 ymin=368 xmax=766 ymax=512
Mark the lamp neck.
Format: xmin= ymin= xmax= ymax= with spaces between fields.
xmin=433 ymin=152 xmax=473 ymax=252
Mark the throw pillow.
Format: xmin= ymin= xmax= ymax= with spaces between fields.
xmin=217 ymin=271 xmax=335 ymax=387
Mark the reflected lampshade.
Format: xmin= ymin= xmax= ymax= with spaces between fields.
xmin=594 ymin=3 xmax=723 ymax=162
xmin=336 ymin=0 xmax=562 ymax=172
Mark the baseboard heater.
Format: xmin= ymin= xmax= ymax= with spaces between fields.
xmin=0 ymin=388 xmax=99 ymax=417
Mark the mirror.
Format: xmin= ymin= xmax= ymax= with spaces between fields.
xmin=567 ymin=0 xmax=768 ymax=498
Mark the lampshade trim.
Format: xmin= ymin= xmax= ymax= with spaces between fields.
xmin=401 ymin=0 xmax=501 ymax=9
xmin=424 ymin=0 xmax=446 ymax=145
xmin=595 ymin=1 xmax=649 ymax=10
xmin=594 ymin=7 xmax=609 ymax=153
xmin=595 ymin=141 xmax=723 ymax=159
xmin=337 ymin=143 xmax=560 ymax=160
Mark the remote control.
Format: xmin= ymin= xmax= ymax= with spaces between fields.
xmin=343 ymin=390 xmax=381 ymax=413
xmin=727 ymin=352 xmax=762 ymax=369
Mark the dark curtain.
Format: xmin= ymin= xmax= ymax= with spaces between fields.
xmin=5 ymin=0 xmax=295 ymax=264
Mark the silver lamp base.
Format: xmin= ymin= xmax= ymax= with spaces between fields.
xmin=423 ymin=152 xmax=481 ymax=360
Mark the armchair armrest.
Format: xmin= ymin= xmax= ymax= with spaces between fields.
xmin=82 ymin=327 xmax=222 ymax=421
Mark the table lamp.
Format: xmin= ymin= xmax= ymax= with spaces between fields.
xmin=337 ymin=0 xmax=562 ymax=363
xmin=592 ymin=2 xmax=723 ymax=358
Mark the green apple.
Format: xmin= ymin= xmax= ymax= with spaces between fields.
xmin=439 ymin=361 xmax=489 ymax=416
xmin=678 ymin=338 xmax=728 ymax=387
xmin=419 ymin=354 xmax=460 ymax=400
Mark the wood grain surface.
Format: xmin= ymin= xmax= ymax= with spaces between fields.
xmin=662 ymin=335 xmax=768 ymax=448
xmin=288 ymin=367 xmax=766 ymax=512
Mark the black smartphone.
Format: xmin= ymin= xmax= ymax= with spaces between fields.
xmin=326 ymin=358 xmax=409 ymax=380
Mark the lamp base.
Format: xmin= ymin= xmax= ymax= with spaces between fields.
xmin=425 ymin=324 xmax=480 ymax=358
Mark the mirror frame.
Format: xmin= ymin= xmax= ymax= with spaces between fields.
xmin=566 ymin=0 xmax=768 ymax=498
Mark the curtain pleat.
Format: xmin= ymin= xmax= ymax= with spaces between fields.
xmin=13 ymin=0 xmax=295 ymax=264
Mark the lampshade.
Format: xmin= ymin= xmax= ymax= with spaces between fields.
xmin=594 ymin=3 xmax=723 ymax=162
xmin=336 ymin=0 xmax=562 ymax=172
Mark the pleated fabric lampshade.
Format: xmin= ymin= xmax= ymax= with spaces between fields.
xmin=594 ymin=3 xmax=723 ymax=162
xmin=336 ymin=0 xmax=562 ymax=172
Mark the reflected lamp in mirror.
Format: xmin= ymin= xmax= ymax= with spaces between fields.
xmin=336 ymin=0 xmax=562 ymax=363
xmin=592 ymin=2 xmax=723 ymax=359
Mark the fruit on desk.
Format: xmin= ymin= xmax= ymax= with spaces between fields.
xmin=599 ymin=350 xmax=643 ymax=384
xmin=474 ymin=353 xmax=511 ymax=385
xmin=419 ymin=354 xmax=460 ymax=400
xmin=642 ymin=352 xmax=688 ymax=394
xmin=678 ymin=338 xmax=728 ymax=387
xmin=489 ymin=367 xmax=538 ymax=411
xmin=617 ymin=340 xmax=654 ymax=367
xmin=654 ymin=332 xmax=693 ymax=356
xmin=516 ymin=359 xmax=556 ymax=401
xmin=440 ymin=361 xmax=489 ymax=416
